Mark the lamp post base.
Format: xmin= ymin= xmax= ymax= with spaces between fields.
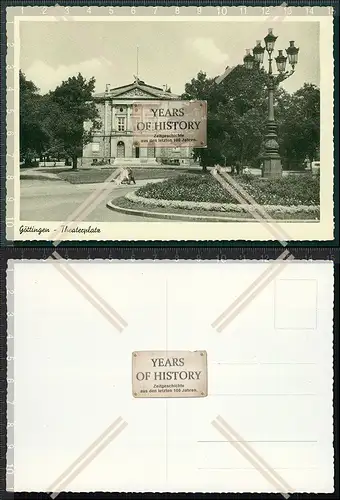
xmin=262 ymin=156 xmax=282 ymax=178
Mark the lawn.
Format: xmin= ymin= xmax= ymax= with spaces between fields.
xmin=136 ymin=173 xmax=320 ymax=206
xmin=39 ymin=167 xmax=205 ymax=184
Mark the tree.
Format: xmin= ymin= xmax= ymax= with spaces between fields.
xmin=279 ymin=83 xmax=320 ymax=169
xmin=182 ymin=70 xmax=217 ymax=103
xmin=19 ymin=71 xmax=49 ymax=165
xmin=39 ymin=94 xmax=68 ymax=160
xmin=182 ymin=71 xmax=226 ymax=171
xmin=182 ymin=66 xmax=320 ymax=173
xmin=182 ymin=66 xmax=270 ymax=170
xmin=49 ymin=73 xmax=101 ymax=169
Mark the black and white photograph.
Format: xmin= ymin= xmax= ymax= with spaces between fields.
xmin=6 ymin=6 xmax=334 ymax=241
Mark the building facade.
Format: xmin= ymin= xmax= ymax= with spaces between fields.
xmin=82 ymin=78 xmax=193 ymax=166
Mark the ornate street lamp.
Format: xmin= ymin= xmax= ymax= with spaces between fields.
xmin=244 ymin=28 xmax=299 ymax=178
xmin=243 ymin=49 xmax=255 ymax=70
xmin=253 ymin=40 xmax=265 ymax=65
xmin=264 ymin=28 xmax=278 ymax=53
xmin=286 ymin=41 xmax=299 ymax=69
xmin=275 ymin=50 xmax=288 ymax=73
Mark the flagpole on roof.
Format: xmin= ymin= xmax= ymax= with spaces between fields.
xmin=136 ymin=45 xmax=139 ymax=81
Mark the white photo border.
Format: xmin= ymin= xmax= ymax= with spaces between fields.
xmin=6 ymin=6 xmax=335 ymax=242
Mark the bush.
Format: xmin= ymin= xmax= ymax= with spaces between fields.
xmin=20 ymin=159 xmax=39 ymax=168
xmin=136 ymin=173 xmax=320 ymax=206
xmin=239 ymin=173 xmax=320 ymax=205
xmin=91 ymin=158 xmax=109 ymax=166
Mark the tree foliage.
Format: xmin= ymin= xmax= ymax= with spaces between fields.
xmin=49 ymin=73 xmax=100 ymax=169
xmin=20 ymin=71 xmax=48 ymax=164
xmin=182 ymin=66 xmax=320 ymax=171
xmin=20 ymin=72 xmax=100 ymax=169
xmin=279 ymin=83 xmax=320 ymax=167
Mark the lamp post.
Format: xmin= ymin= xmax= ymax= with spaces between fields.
xmin=243 ymin=29 xmax=299 ymax=178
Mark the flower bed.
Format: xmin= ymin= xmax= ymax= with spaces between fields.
xmin=125 ymin=191 xmax=319 ymax=218
xmin=135 ymin=173 xmax=320 ymax=206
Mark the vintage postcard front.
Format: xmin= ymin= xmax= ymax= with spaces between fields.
xmin=6 ymin=5 xmax=334 ymax=241
xmin=9 ymin=259 xmax=334 ymax=493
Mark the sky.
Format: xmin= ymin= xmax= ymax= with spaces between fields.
xmin=19 ymin=20 xmax=319 ymax=96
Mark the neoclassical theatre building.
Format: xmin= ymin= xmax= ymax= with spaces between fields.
xmin=82 ymin=77 xmax=193 ymax=166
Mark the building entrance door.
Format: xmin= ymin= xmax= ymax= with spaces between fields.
xmin=147 ymin=143 xmax=156 ymax=158
xmin=134 ymin=145 xmax=140 ymax=158
xmin=117 ymin=141 xmax=125 ymax=158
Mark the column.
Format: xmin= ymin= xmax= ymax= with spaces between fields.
xmin=104 ymin=100 xmax=108 ymax=134
xmin=104 ymin=100 xmax=112 ymax=159
xmin=127 ymin=105 xmax=131 ymax=131
xmin=112 ymin=105 xmax=116 ymax=131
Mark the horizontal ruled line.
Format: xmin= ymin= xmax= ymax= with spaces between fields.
xmin=213 ymin=362 xmax=317 ymax=365
xmin=197 ymin=467 xmax=318 ymax=470
xmin=198 ymin=440 xmax=318 ymax=443
xmin=210 ymin=393 xmax=317 ymax=397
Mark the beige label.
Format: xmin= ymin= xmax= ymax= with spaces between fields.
xmin=130 ymin=100 xmax=207 ymax=148
xmin=132 ymin=350 xmax=208 ymax=398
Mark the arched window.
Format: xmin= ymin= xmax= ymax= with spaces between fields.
xmin=117 ymin=141 xmax=125 ymax=158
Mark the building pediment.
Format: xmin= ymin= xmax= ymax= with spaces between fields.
xmin=115 ymin=87 xmax=159 ymax=99
xmin=93 ymin=81 xmax=179 ymax=100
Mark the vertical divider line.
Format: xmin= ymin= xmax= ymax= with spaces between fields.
xmin=165 ymin=278 xmax=168 ymax=352
xmin=165 ymin=278 xmax=169 ymax=482
xmin=165 ymin=400 xmax=168 ymax=482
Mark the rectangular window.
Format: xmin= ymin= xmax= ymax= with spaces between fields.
xmin=92 ymin=143 xmax=100 ymax=153
xmin=117 ymin=117 xmax=126 ymax=132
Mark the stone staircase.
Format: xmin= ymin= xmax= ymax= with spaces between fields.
xmin=113 ymin=157 xmax=158 ymax=167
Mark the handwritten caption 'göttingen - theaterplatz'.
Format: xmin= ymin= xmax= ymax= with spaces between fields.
xmin=132 ymin=350 xmax=208 ymax=399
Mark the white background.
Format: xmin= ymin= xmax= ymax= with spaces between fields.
xmin=11 ymin=260 xmax=334 ymax=492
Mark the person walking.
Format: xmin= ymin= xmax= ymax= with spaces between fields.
xmin=127 ymin=167 xmax=136 ymax=185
